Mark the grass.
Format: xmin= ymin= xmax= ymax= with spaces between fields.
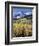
xmin=12 ymin=18 xmax=32 ymax=37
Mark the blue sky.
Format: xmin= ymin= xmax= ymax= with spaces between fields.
xmin=12 ymin=7 xmax=32 ymax=18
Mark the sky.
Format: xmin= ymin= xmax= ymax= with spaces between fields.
xmin=12 ymin=7 xmax=33 ymax=19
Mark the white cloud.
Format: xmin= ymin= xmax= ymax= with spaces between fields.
xmin=24 ymin=12 xmax=32 ymax=15
xmin=17 ymin=16 xmax=20 ymax=19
